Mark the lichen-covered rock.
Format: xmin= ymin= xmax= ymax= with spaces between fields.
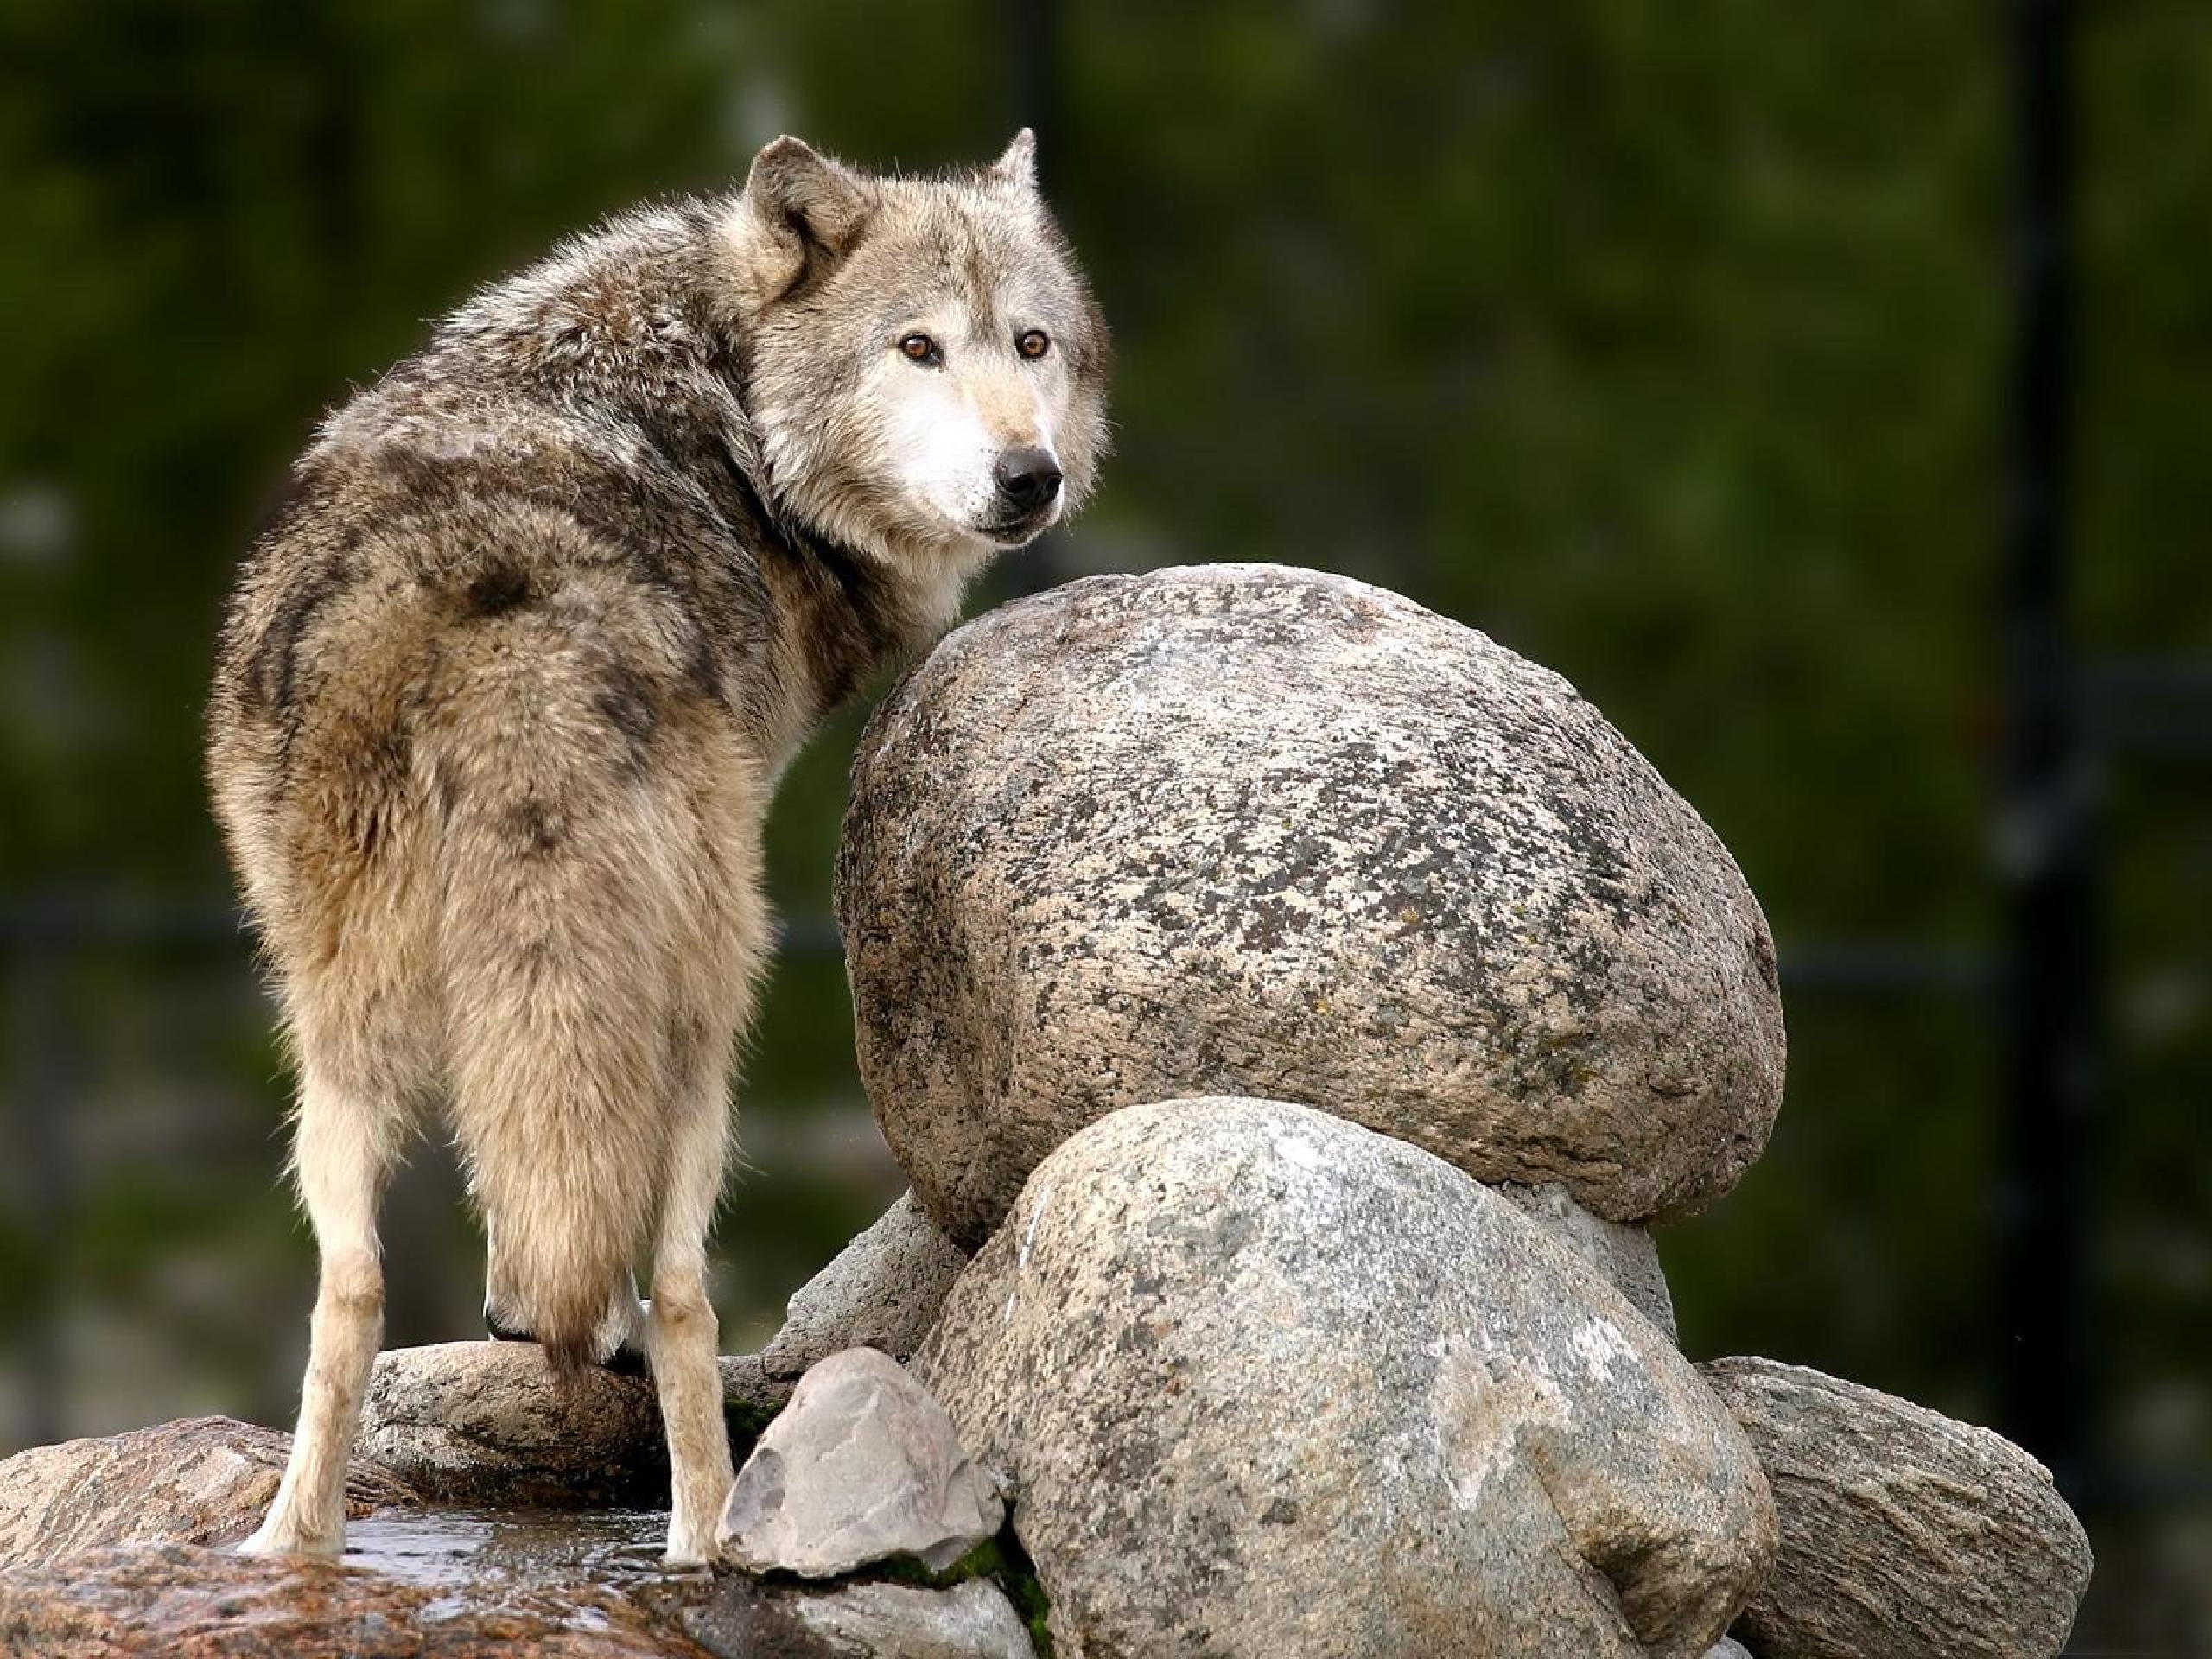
xmin=1497 ymin=1181 xmax=1676 ymax=1340
xmin=761 ymin=1192 xmax=969 ymax=1381
xmin=913 ymin=1098 xmax=1776 ymax=1659
xmin=721 ymin=1348 xmax=1003 ymax=1579
xmin=1701 ymin=1357 xmax=2093 ymax=1659
xmin=0 ymin=1416 xmax=416 ymax=1569
xmin=359 ymin=1342 xmax=790 ymax=1505
xmin=839 ymin=564 xmax=1784 ymax=1244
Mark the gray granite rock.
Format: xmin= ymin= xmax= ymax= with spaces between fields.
xmin=359 ymin=1341 xmax=791 ymax=1505
xmin=721 ymin=1347 xmax=1003 ymax=1579
xmin=1702 ymin=1357 xmax=2092 ymax=1659
xmin=784 ymin=1580 xmax=1038 ymax=1658
xmin=839 ymin=563 xmax=1785 ymax=1245
xmin=1497 ymin=1180 xmax=1676 ymax=1340
xmin=0 ymin=1416 xmax=416 ymax=1569
xmin=762 ymin=1192 xmax=969 ymax=1381
xmin=914 ymin=1098 xmax=1776 ymax=1659
xmin=1704 ymin=1641 xmax=1751 ymax=1659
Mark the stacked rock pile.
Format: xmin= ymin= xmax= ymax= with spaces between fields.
xmin=0 ymin=563 xmax=2092 ymax=1659
xmin=730 ymin=563 xmax=2090 ymax=1657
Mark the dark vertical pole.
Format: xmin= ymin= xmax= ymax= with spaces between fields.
xmin=1998 ymin=0 xmax=2094 ymax=1494
xmin=10 ymin=943 xmax=73 ymax=1447
xmin=1001 ymin=0 xmax=1072 ymax=599
xmin=1010 ymin=0 xmax=1060 ymax=185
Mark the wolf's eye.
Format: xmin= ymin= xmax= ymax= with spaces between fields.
xmin=899 ymin=334 xmax=940 ymax=365
xmin=1016 ymin=329 xmax=1051 ymax=360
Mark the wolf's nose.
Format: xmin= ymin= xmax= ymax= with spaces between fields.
xmin=994 ymin=446 xmax=1063 ymax=511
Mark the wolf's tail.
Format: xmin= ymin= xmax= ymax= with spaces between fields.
xmin=431 ymin=652 xmax=691 ymax=1382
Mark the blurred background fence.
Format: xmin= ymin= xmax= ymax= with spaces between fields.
xmin=2 ymin=1 xmax=2207 ymax=1649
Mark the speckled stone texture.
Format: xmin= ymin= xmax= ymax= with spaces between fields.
xmin=1701 ymin=1357 xmax=2092 ymax=1659
xmin=359 ymin=1342 xmax=791 ymax=1505
xmin=913 ymin=1098 xmax=1776 ymax=1659
xmin=839 ymin=563 xmax=1785 ymax=1245
xmin=1497 ymin=1181 xmax=1677 ymax=1340
xmin=0 ymin=1415 xmax=417 ymax=1568
xmin=761 ymin=1192 xmax=970 ymax=1381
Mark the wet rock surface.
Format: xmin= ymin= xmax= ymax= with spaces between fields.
xmin=721 ymin=1347 xmax=1002 ymax=1579
xmin=1703 ymin=1357 xmax=2093 ymax=1659
xmin=840 ymin=563 xmax=1785 ymax=1244
xmin=359 ymin=1343 xmax=791 ymax=1505
xmin=0 ymin=1497 xmax=1039 ymax=1658
xmin=0 ymin=1414 xmax=417 ymax=1569
xmin=914 ymin=1097 xmax=1776 ymax=1659
xmin=760 ymin=1192 xmax=969 ymax=1381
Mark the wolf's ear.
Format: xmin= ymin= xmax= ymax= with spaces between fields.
xmin=988 ymin=128 xmax=1038 ymax=190
xmin=738 ymin=136 xmax=871 ymax=301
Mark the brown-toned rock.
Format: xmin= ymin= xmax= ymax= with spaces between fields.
xmin=0 ymin=1541 xmax=691 ymax=1657
xmin=839 ymin=563 xmax=1785 ymax=1245
xmin=0 ymin=1415 xmax=416 ymax=1569
xmin=358 ymin=1342 xmax=791 ymax=1505
xmin=1702 ymin=1357 xmax=2093 ymax=1659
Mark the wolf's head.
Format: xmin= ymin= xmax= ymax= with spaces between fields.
xmin=728 ymin=132 xmax=1109 ymax=586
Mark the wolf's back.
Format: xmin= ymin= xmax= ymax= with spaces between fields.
xmin=212 ymin=461 xmax=763 ymax=1379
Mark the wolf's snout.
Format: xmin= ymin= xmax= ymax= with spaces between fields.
xmin=993 ymin=445 xmax=1063 ymax=512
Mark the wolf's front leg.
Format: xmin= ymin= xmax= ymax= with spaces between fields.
xmin=241 ymin=1063 xmax=396 ymax=1558
xmin=648 ymin=1068 xmax=737 ymax=1566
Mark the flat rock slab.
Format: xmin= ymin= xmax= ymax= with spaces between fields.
xmin=839 ymin=563 xmax=1785 ymax=1244
xmin=0 ymin=1415 xmax=417 ymax=1569
xmin=916 ymin=1097 xmax=1775 ymax=1659
xmin=1702 ymin=1357 xmax=2092 ymax=1659
xmin=760 ymin=1192 xmax=969 ymax=1381
xmin=0 ymin=1541 xmax=690 ymax=1657
xmin=0 ymin=1502 xmax=1041 ymax=1659
xmin=359 ymin=1343 xmax=791 ymax=1505
xmin=721 ymin=1347 xmax=1002 ymax=1578
xmin=785 ymin=1581 xmax=1033 ymax=1659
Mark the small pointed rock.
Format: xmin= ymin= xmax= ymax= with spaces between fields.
xmin=719 ymin=1347 xmax=1002 ymax=1579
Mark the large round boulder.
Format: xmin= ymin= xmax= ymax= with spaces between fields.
xmin=839 ymin=563 xmax=1783 ymax=1243
xmin=912 ymin=1097 xmax=1777 ymax=1659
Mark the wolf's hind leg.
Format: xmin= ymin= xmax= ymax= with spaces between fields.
xmin=649 ymin=1052 xmax=735 ymax=1566
xmin=241 ymin=1061 xmax=400 ymax=1559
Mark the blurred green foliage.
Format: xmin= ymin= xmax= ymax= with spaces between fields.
xmin=1 ymin=0 xmax=2207 ymax=1631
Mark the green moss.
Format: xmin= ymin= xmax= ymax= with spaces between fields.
xmin=877 ymin=1528 xmax=1054 ymax=1656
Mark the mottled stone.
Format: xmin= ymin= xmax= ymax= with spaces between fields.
xmin=840 ymin=564 xmax=1785 ymax=1243
xmin=1702 ymin=1357 xmax=2093 ymax=1659
xmin=721 ymin=1348 xmax=1003 ymax=1579
xmin=359 ymin=1342 xmax=791 ymax=1505
xmin=761 ymin=1192 xmax=969 ymax=1380
xmin=915 ymin=1099 xmax=1775 ymax=1659
xmin=0 ymin=1541 xmax=688 ymax=1656
xmin=1497 ymin=1181 xmax=1676 ymax=1340
xmin=1704 ymin=1641 xmax=1751 ymax=1659
xmin=783 ymin=1580 xmax=1038 ymax=1658
xmin=0 ymin=1416 xmax=416 ymax=1569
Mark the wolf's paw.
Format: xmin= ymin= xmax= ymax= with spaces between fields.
xmin=238 ymin=1517 xmax=342 ymax=1560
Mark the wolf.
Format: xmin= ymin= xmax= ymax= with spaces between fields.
xmin=206 ymin=130 xmax=1109 ymax=1564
